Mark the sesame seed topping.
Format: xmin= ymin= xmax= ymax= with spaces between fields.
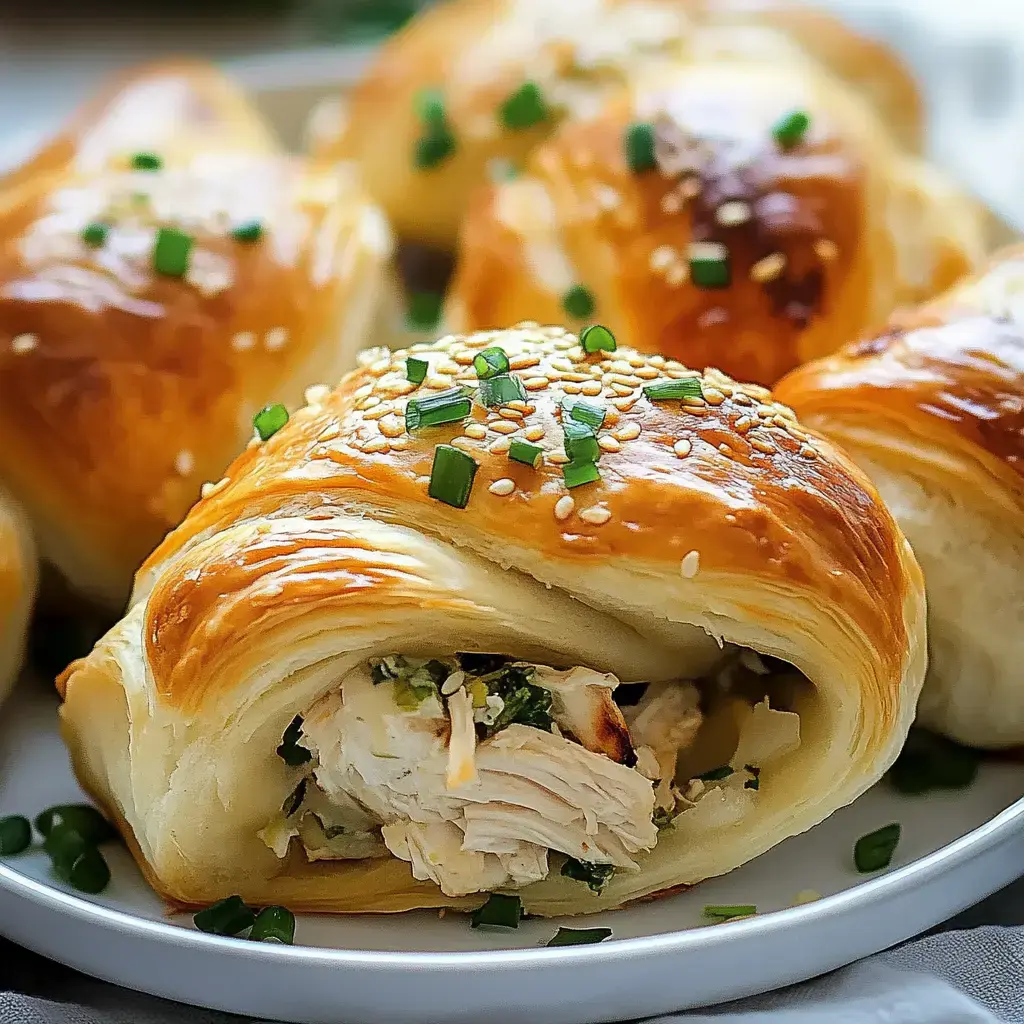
xmin=598 ymin=435 xmax=621 ymax=453
xmin=661 ymin=192 xmax=682 ymax=214
xmin=750 ymin=252 xmax=787 ymax=283
xmin=265 ymin=327 xmax=289 ymax=351
xmin=715 ymin=200 xmax=752 ymax=226
xmin=524 ymin=376 xmax=549 ymax=391
xmin=613 ymin=421 xmax=641 ymax=441
xmin=506 ymin=400 xmax=531 ymax=412
xmin=562 ymin=383 xmax=582 ymax=395
xmin=488 ymin=478 xmax=516 ymax=496
xmin=362 ymin=436 xmax=388 ymax=454
xmin=799 ymin=443 xmax=818 ymax=459
xmin=580 ymin=380 xmax=603 ymax=397
xmin=174 ymin=449 xmax=195 ymax=476
xmin=650 ymin=245 xmax=676 ymax=272
xmin=318 ymin=426 xmax=340 ymax=442
xmin=363 ymin=405 xmax=390 ymax=421
xmin=613 ymin=397 xmax=637 ymax=412
xmin=489 ymin=437 xmax=512 ymax=454
xmin=718 ymin=443 xmax=731 ymax=455
xmin=734 ymin=416 xmax=752 ymax=433
xmin=815 ymin=239 xmax=838 ymax=261
xmin=554 ymin=495 xmax=575 ymax=521
xmin=680 ymin=551 xmax=700 ymax=578
xmin=425 ymin=375 xmax=454 ymax=389
xmin=524 ymin=425 xmax=545 ymax=441
xmin=579 ymin=506 xmax=611 ymax=525
xmin=201 ymin=477 xmax=230 ymax=499
xmin=749 ymin=435 xmax=775 ymax=454
xmin=509 ymin=354 xmax=541 ymax=370
xmin=361 ymin=397 xmax=381 ymax=411
xmin=665 ymin=263 xmax=688 ymax=287
xmin=11 ymin=333 xmax=37 ymax=354
xmin=673 ymin=439 xmax=692 ymax=458
xmin=546 ymin=450 xmax=570 ymax=466
xmin=703 ymin=388 xmax=725 ymax=406
xmin=634 ymin=366 xmax=660 ymax=380
xmin=390 ymin=437 xmax=411 ymax=451
xmin=611 ymin=383 xmax=635 ymax=397
xmin=304 ymin=384 xmax=331 ymax=406
xmin=231 ymin=331 xmax=256 ymax=352
xmin=464 ymin=423 xmax=487 ymax=440
xmin=490 ymin=420 xmax=519 ymax=435
xmin=499 ymin=407 xmax=524 ymax=420
xmin=378 ymin=414 xmax=405 ymax=438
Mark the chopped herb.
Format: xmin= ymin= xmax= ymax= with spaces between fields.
xmin=561 ymin=858 xmax=615 ymax=894
xmin=888 ymin=729 xmax=980 ymax=795
xmin=276 ymin=716 xmax=312 ymax=767
xmin=152 ymin=227 xmax=193 ymax=277
xmin=457 ymin=653 xmax=512 ymax=675
xmin=562 ymin=460 xmax=601 ymax=489
xmin=371 ymin=654 xmax=407 ymax=684
xmin=81 ymin=222 xmax=109 ymax=248
xmin=470 ymin=892 xmax=522 ymax=929
xmin=412 ymin=89 xmax=457 ymax=171
xmin=563 ymin=421 xmax=600 ymax=464
xmin=0 ymin=815 xmax=31 ymax=855
xmin=547 ymin=927 xmax=613 ymax=947
xmin=744 ymin=765 xmax=761 ymax=791
xmin=60 ymin=847 xmax=111 ymax=894
xmin=476 ymin=664 xmax=553 ymax=738
xmin=428 ymin=444 xmax=478 ymax=508
xmin=34 ymin=804 xmax=116 ymax=845
xmin=697 ymin=765 xmax=733 ymax=782
xmin=253 ymin=403 xmax=289 ymax=441
xmin=193 ymin=895 xmax=255 ymax=936
xmin=393 ymin=659 xmax=449 ymax=709
xmin=43 ymin=824 xmax=89 ymax=871
xmin=231 ymin=220 xmax=263 ymax=243
xmin=414 ymin=130 xmax=456 ymax=170
xmin=652 ymin=807 xmax=675 ymax=830
xmin=563 ymin=397 xmax=605 ymax=430
xmin=406 ymin=387 xmax=471 ymax=431
xmin=624 ymin=122 xmax=656 ymax=173
xmin=643 ymin=378 xmax=703 ymax=401
xmin=406 ymin=357 xmax=429 ymax=385
xmin=406 ymin=291 xmax=444 ymax=332
xmin=282 ymin=779 xmax=307 ymax=817
xmin=508 ymin=438 xmax=544 ymax=469
xmin=249 ymin=906 xmax=295 ymax=944
xmin=772 ymin=109 xmax=810 ymax=149
xmin=562 ymin=284 xmax=595 ymax=320
xmin=131 ymin=151 xmax=162 ymax=171
xmin=473 ymin=346 xmax=510 ymax=379
xmin=854 ymin=823 xmax=901 ymax=873
xmin=579 ymin=324 xmax=617 ymax=354
xmin=478 ymin=374 xmax=526 ymax=408
xmin=498 ymin=81 xmax=547 ymax=130
xmin=415 ymin=88 xmax=447 ymax=130
xmin=688 ymin=241 xmax=730 ymax=289
xmin=703 ymin=904 xmax=756 ymax=920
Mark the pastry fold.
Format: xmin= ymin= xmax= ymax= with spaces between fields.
xmin=59 ymin=324 xmax=925 ymax=914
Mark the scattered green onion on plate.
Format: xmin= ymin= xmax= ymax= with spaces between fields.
xmin=193 ymin=895 xmax=256 ymax=936
xmin=546 ymin=927 xmax=612 ymax=947
xmin=470 ymin=892 xmax=523 ymax=929
xmin=854 ymin=823 xmax=901 ymax=873
xmin=0 ymin=815 xmax=31 ymax=855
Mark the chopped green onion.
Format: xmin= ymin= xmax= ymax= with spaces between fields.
xmin=253 ymin=403 xmax=289 ymax=442
xmin=193 ymin=895 xmax=255 ymax=936
xmin=563 ymin=397 xmax=605 ymax=430
xmin=231 ymin=220 xmax=263 ymax=243
xmin=414 ymin=130 xmax=456 ymax=170
xmin=563 ymin=421 xmax=600 ymax=464
xmin=406 ymin=357 xmax=429 ymax=385
xmin=473 ymin=346 xmax=510 ymax=379
xmin=0 ymin=816 xmax=31 ymax=855
xmin=81 ymin=222 xmax=109 ymax=248
xmin=652 ymin=807 xmax=675 ymax=830
xmin=624 ymin=122 xmax=656 ymax=173
xmin=415 ymin=88 xmax=447 ymax=130
xmin=406 ymin=387 xmax=471 ymax=431
xmin=561 ymin=858 xmax=615 ymax=894
xmin=579 ymin=324 xmax=617 ymax=354
xmin=547 ymin=927 xmax=613 ymax=947
xmin=508 ymin=438 xmax=544 ymax=469
xmin=498 ymin=81 xmax=547 ymax=130
xmin=854 ymin=823 xmax=901 ymax=873
xmin=406 ymin=291 xmax=443 ymax=332
xmin=282 ymin=779 xmax=307 ymax=818
xmin=688 ymin=241 xmax=730 ymax=289
xmin=698 ymin=765 xmax=733 ymax=782
xmin=887 ymin=729 xmax=979 ymax=795
xmin=772 ymin=109 xmax=810 ymax=149
xmin=43 ymin=824 xmax=89 ymax=871
xmin=470 ymin=892 xmax=522 ymax=928
xmin=249 ymin=905 xmax=296 ymax=944
xmin=478 ymin=374 xmax=526 ymax=408
xmin=276 ymin=716 xmax=312 ymax=767
xmin=35 ymin=804 xmax=116 ymax=845
xmin=370 ymin=654 xmax=406 ymax=684
xmin=62 ymin=847 xmax=111 ymax=894
xmin=562 ymin=460 xmax=601 ymax=489
xmin=703 ymin=904 xmax=756 ymax=920
xmin=131 ymin=151 xmax=162 ymax=171
xmin=562 ymin=284 xmax=595 ymax=320
xmin=428 ymin=444 xmax=478 ymax=509
xmin=643 ymin=377 xmax=703 ymax=401
xmin=744 ymin=765 xmax=761 ymax=791
xmin=478 ymin=665 xmax=553 ymax=736
xmin=152 ymin=227 xmax=193 ymax=277
xmin=393 ymin=661 xmax=448 ymax=709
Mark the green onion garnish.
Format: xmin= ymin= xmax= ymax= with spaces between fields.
xmin=414 ymin=131 xmax=456 ymax=170
xmin=415 ymin=88 xmax=447 ymax=130
xmin=562 ymin=460 xmax=601 ymax=489
xmin=34 ymin=804 xmax=116 ymax=845
xmin=697 ymin=765 xmax=733 ymax=782
xmin=563 ymin=397 xmax=605 ymax=429
xmin=744 ymin=765 xmax=761 ymax=791
xmin=579 ymin=324 xmax=617 ymax=354
xmin=478 ymin=374 xmax=526 ymax=408
xmin=887 ymin=729 xmax=980 ymax=795
xmin=406 ymin=387 xmax=471 ymax=431
xmin=231 ymin=220 xmax=263 ymax=243
xmin=547 ymin=927 xmax=613 ymax=947
xmin=561 ymin=858 xmax=615 ymax=894
xmin=772 ymin=109 xmax=810 ymax=149
xmin=624 ymin=122 xmax=656 ymax=173
xmin=563 ymin=421 xmax=600 ymax=464
xmin=131 ymin=151 xmax=162 ymax=171
xmin=653 ymin=807 xmax=675 ymax=830
xmin=0 ymin=815 xmax=31 ymax=855
xmin=642 ymin=377 xmax=703 ymax=401
xmin=249 ymin=905 xmax=296 ymax=944
xmin=193 ymin=895 xmax=256 ymax=936
xmin=562 ymin=284 xmax=595 ymax=320
xmin=854 ymin=823 xmax=901 ymax=873
xmin=253 ymin=403 xmax=289 ymax=442
xmin=406 ymin=357 xmax=429 ymax=385
xmin=152 ymin=226 xmax=193 ymax=277
xmin=81 ymin=222 xmax=109 ymax=248
xmin=508 ymin=438 xmax=544 ymax=469
xmin=412 ymin=88 xmax=456 ymax=170
xmin=276 ymin=715 xmax=312 ymax=766
xmin=62 ymin=847 xmax=111 ymax=894
xmin=688 ymin=241 xmax=730 ymax=289
xmin=428 ymin=444 xmax=478 ymax=509
xmin=498 ymin=81 xmax=547 ymax=130
xmin=470 ymin=892 xmax=522 ymax=929
xmin=406 ymin=291 xmax=444 ymax=332
xmin=703 ymin=904 xmax=756 ymax=920
xmin=473 ymin=346 xmax=510 ymax=379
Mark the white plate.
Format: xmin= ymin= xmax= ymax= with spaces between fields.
xmin=2 ymin=675 xmax=1023 ymax=1023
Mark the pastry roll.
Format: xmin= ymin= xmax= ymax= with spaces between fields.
xmin=776 ymin=245 xmax=1024 ymax=749
xmin=59 ymin=324 xmax=925 ymax=913
xmin=317 ymin=0 xmax=924 ymax=250
xmin=0 ymin=62 xmax=394 ymax=607
xmin=446 ymin=58 xmax=985 ymax=386
xmin=0 ymin=488 xmax=36 ymax=706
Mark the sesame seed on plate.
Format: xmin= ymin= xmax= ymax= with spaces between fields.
xmin=562 ymin=383 xmax=582 ymax=395
xmin=680 ymin=550 xmax=700 ymax=578
xmin=378 ymin=414 xmax=405 ymax=438
xmin=304 ymin=384 xmax=331 ymax=406
xmin=579 ymin=506 xmax=611 ymax=525
xmin=488 ymin=478 xmax=516 ymax=496
xmin=703 ymin=388 xmax=725 ymax=406
xmin=509 ymin=354 xmax=541 ymax=370
xmin=490 ymin=420 xmax=519 ymax=435
xmin=231 ymin=331 xmax=256 ymax=352
xmin=750 ymin=253 xmax=787 ymax=283
xmin=174 ymin=449 xmax=195 ymax=476
xmin=11 ymin=333 xmax=37 ymax=354
xmin=580 ymin=380 xmax=603 ymax=396
xmin=749 ymin=436 xmax=775 ymax=454
xmin=524 ymin=425 xmax=545 ymax=441
xmin=363 ymin=405 xmax=390 ymax=421
xmin=464 ymin=422 xmax=487 ymax=440
xmin=489 ymin=437 xmax=512 ymax=454
xmin=598 ymin=435 xmax=621 ymax=453
xmin=614 ymin=421 xmax=641 ymax=441
xmin=362 ymin=436 xmax=389 ymax=454
xmin=524 ymin=376 xmax=549 ymax=391
xmin=673 ymin=439 xmax=691 ymax=458
xmin=499 ymin=407 xmax=524 ymax=420
xmin=554 ymin=495 xmax=575 ymax=521
xmin=650 ymin=245 xmax=676 ymax=272
xmin=265 ymin=327 xmax=289 ymax=351
xmin=546 ymin=450 xmax=570 ymax=466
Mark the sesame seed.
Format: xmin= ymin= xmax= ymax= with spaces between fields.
xmin=490 ymin=420 xmax=519 ymax=435
xmin=554 ymin=496 xmax=575 ymax=521
xmin=174 ymin=449 xmax=195 ymax=476
xmin=673 ymin=439 xmax=691 ymax=458
xmin=11 ymin=333 xmax=37 ymax=354
xmin=594 ymin=184 xmax=622 ymax=211
xmin=509 ymin=354 xmax=541 ymax=370
xmin=579 ymin=506 xmax=611 ymax=525
xmin=661 ymin=192 xmax=683 ymax=214
xmin=363 ymin=405 xmax=390 ymax=421
xmin=304 ymin=384 xmax=331 ymax=406
xmin=524 ymin=425 xmax=545 ymax=442
xmin=718 ymin=443 xmax=731 ymax=455
xmin=815 ymin=239 xmax=838 ymax=262
xmin=318 ymin=425 xmax=340 ymax=442
xmin=200 ymin=482 xmax=215 ymax=498
xmin=665 ymin=263 xmax=688 ymax=287
xmin=650 ymin=245 xmax=676 ymax=272
xmin=390 ymin=437 xmax=411 ymax=451
xmin=609 ymin=373 xmax=641 ymax=387
xmin=734 ymin=416 xmax=752 ymax=433
xmin=598 ymin=435 xmax=621 ymax=453
xmin=681 ymin=178 xmax=701 ymax=199
xmin=489 ymin=437 xmax=512 ymax=454
xmin=634 ymin=366 xmax=659 ymax=380
xmin=361 ymin=397 xmax=381 ymax=411
xmin=716 ymin=200 xmax=752 ymax=226
xmin=611 ymin=383 xmax=635 ymax=397
xmin=750 ymin=253 xmax=787 ymax=283
xmin=799 ymin=443 xmax=817 ymax=459
xmin=231 ymin=331 xmax=256 ymax=352
xmin=362 ymin=436 xmax=388 ymax=454
xmin=580 ymin=380 xmax=603 ymax=397
xmin=379 ymin=414 xmax=405 ymax=438
xmin=550 ymin=358 xmax=573 ymax=372
xmin=680 ymin=551 xmax=700 ymax=578
xmin=749 ymin=436 xmax=775 ymax=454
xmin=546 ymin=450 xmax=570 ymax=465
xmin=265 ymin=327 xmax=288 ymax=351
xmin=489 ymin=478 xmax=516 ymax=496
xmin=524 ymin=376 xmax=550 ymax=391
xmin=201 ymin=477 xmax=230 ymax=499
xmin=507 ymin=400 xmax=531 ymax=412
xmin=450 ymin=436 xmax=476 ymax=452
xmin=454 ymin=353 xmax=475 ymax=366
xmin=613 ymin=397 xmax=637 ymax=412
xmin=614 ymin=421 xmax=641 ymax=441
xmin=563 ymin=383 xmax=582 ymax=395
xmin=369 ymin=358 xmax=391 ymax=374
xmin=381 ymin=380 xmax=417 ymax=396
xmin=464 ymin=423 xmax=487 ymax=440
xmin=703 ymin=388 xmax=725 ymax=406
xmin=425 ymin=375 xmax=454 ymax=389
xmin=499 ymin=407 xmax=524 ymax=420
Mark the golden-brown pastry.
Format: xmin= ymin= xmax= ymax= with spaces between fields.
xmin=776 ymin=245 xmax=1024 ymax=749
xmin=0 ymin=62 xmax=395 ymax=608
xmin=314 ymin=0 xmax=924 ymax=250
xmin=59 ymin=323 xmax=925 ymax=914
xmin=0 ymin=488 xmax=36 ymax=705
xmin=446 ymin=58 xmax=985 ymax=386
